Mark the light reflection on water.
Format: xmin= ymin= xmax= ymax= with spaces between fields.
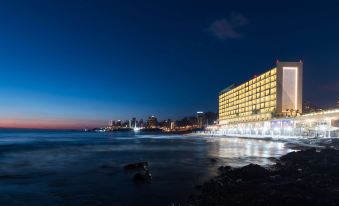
xmin=0 ymin=130 xmax=293 ymax=206
xmin=207 ymin=137 xmax=292 ymax=167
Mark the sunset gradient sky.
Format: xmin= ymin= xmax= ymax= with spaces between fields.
xmin=1 ymin=0 xmax=339 ymax=129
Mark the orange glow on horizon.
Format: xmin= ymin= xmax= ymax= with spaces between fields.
xmin=0 ymin=118 xmax=105 ymax=129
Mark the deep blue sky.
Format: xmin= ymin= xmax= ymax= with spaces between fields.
xmin=0 ymin=0 xmax=338 ymax=128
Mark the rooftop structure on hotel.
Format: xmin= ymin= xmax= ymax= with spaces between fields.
xmin=219 ymin=61 xmax=303 ymax=125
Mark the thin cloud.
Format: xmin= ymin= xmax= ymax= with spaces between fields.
xmin=208 ymin=12 xmax=249 ymax=40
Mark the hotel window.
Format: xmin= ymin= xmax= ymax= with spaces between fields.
xmin=271 ymin=88 xmax=276 ymax=94
xmin=270 ymin=94 xmax=275 ymax=100
xmin=271 ymin=82 xmax=276 ymax=87
xmin=266 ymin=102 xmax=270 ymax=107
xmin=270 ymin=100 xmax=275 ymax=106
xmin=271 ymin=69 xmax=276 ymax=75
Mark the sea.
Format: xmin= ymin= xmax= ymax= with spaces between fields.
xmin=0 ymin=129 xmax=293 ymax=206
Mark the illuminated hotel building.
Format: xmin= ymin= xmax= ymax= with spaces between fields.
xmin=219 ymin=61 xmax=303 ymax=125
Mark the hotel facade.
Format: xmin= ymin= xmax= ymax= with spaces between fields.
xmin=219 ymin=61 xmax=303 ymax=125
xmin=213 ymin=60 xmax=339 ymax=138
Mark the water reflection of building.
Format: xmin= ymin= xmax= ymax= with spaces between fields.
xmin=208 ymin=137 xmax=292 ymax=167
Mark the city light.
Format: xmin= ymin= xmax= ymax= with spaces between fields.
xmin=133 ymin=127 xmax=141 ymax=132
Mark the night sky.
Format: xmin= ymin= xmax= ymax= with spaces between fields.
xmin=0 ymin=0 xmax=338 ymax=128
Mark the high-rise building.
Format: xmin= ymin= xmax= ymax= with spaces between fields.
xmin=147 ymin=116 xmax=158 ymax=128
xmin=170 ymin=121 xmax=176 ymax=130
xmin=139 ymin=119 xmax=144 ymax=127
xmin=109 ymin=120 xmax=113 ymax=127
xmin=131 ymin=117 xmax=137 ymax=128
xmin=219 ymin=61 xmax=303 ymax=125
xmin=197 ymin=111 xmax=205 ymax=128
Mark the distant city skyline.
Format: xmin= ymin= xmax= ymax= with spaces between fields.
xmin=1 ymin=0 xmax=339 ymax=129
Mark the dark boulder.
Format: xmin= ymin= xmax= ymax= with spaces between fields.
xmin=218 ymin=166 xmax=232 ymax=174
xmin=268 ymin=157 xmax=279 ymax=163
xmin=232 ymin=164 xmax=270 ymax=180
xmin=133 ymin=170 xmax=152 ymax=183
xmin=124 ymin=161 xmax=148 ymax=170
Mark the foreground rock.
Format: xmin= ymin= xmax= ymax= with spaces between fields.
xmin=124 ymin=161 xmax=152 ymax=183
xmin=124 ymin=161 xmax=148 ymax=170
xmin=188 ymin=148 xmax=339 ymax=206
xmin=133 ymin=170 xmax=152 ymax=183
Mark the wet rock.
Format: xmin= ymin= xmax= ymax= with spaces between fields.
xmin=133 ymin=170 xmax=152 ymax=183
xmin=124 ymin=161 xmax=148 ymax=170
xmin=235 ymin=164 xmax=270 ymax=180
xmin=218 ymin=166 xmax=232 ymax=173
xmin=210 ymin=158 xmax=219 ymax=163
xmin=188 ymin=148 xmax=339 ymax=206
xmin=268 ymin=157 xmax=279 ymax=163
xmin=195 ymin=184 xmax=203 ymax=189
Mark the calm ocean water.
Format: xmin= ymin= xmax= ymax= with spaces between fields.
xmin=0 ymin=129 xmax=293 ymax=206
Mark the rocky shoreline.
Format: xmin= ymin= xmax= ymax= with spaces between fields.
xmin=187 ymin=148 xmax=339 ymax=206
